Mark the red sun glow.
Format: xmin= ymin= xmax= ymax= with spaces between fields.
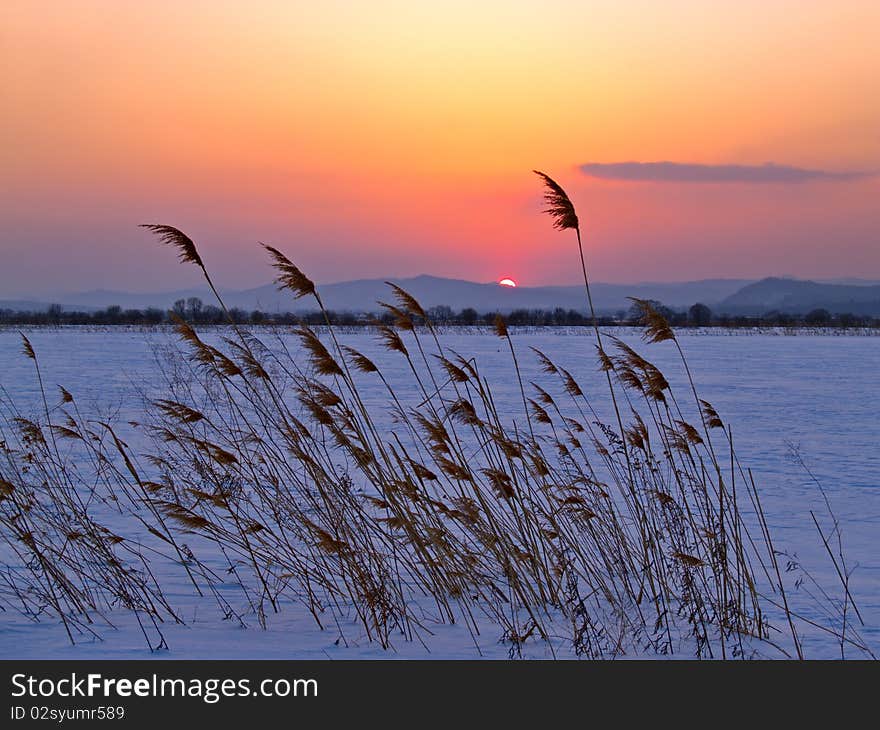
xmin=498 ymin=278 xmax=517 ymax=288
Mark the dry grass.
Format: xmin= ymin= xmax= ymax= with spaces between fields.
xmin=0 ymin=173 xmax=873 ymax=658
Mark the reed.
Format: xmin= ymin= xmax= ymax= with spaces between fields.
xmin=0 ymin=173 xmax=871 ymax=659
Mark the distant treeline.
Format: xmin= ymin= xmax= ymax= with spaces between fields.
xmin=2 ymin=298 xmax=880 ymax=328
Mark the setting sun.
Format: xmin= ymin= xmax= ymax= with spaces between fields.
xmin=498 ymin=278 xmax=517 ymax=287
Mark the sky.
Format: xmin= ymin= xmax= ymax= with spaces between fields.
xmin=2 ymin=0 xmax=879 ymax=297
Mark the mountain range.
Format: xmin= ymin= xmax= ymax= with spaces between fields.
xmin=718 ymin=278 xmax=880 ymax=315
xmin=3 ymin=276 xmax=880 ymax=316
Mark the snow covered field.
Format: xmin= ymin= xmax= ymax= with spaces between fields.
xmin=1 ymin=327 xmax=878 ymax=659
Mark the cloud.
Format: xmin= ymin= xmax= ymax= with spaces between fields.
xmin=579 ymin=161 xmax=872 ymax=184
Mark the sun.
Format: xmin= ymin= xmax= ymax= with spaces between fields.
xmin=498 ymin=277 xmax=517 ymax=288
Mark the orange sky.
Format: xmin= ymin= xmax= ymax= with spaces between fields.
xmin=2 ymin=0 xmax=879 ymax=295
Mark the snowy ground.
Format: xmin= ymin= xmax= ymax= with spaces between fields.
xmin=1 ymin=327 xmax=878 ymax=659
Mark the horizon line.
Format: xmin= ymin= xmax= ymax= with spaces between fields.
xmin=4 ymin=273 xmax=880 ymax=302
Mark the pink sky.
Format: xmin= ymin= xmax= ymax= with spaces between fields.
xmin=2 ymin=1 xmax=878 ymax=296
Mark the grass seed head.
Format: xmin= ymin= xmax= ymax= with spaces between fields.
xmin=262 ymin=243 xmax=316 ymax=299
xmin=141 ymin=224 xmax=205 ymax=270
xmin=533 ymin=170 xmax=579 ymax=231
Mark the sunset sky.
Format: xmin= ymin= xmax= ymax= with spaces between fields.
xmin=2 ymin=0 xmax=879 ymax=296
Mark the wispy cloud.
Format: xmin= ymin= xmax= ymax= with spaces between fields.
xmin=579 ymin=161 xmax=873 ymax=184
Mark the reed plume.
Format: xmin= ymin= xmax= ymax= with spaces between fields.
xmin=533 ymin=170 xmax=579 ymax=231
xmin=262 ymin=243 xmax=316 ymax=300
xmin=140 ymin=224 xmax=205 ymax=270
xmin=20 ymin=333 xmax=35 ymax=360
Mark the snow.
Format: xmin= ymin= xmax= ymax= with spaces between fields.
xmin=1 ymin=326 xmax=878 ymax=659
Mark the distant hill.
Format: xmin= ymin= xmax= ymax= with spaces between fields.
xmin=719 ymin=278 xmax=880 ymax=315
xmin=55 ymin=288 xmax=213 ymax=311
xmin=296 ymin=276 xmax=751 ymax=315
xmin=816 ymin=278 xmax=880 ymax=286
xmin=6 ymin=276 xmax=880 ymax=317
xmin=0 ymin=300 xmax=101 ymax=314
xmin=2 ymin=276 xmax=752 ymax=315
